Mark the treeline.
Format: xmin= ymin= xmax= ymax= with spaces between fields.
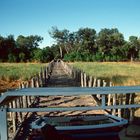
xmin=0 ymin=35 xmax=54 ymax=62
xmin=0 ymin=27 xmax=140 ymax=62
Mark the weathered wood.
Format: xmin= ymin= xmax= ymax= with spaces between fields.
xmin=103 ymin=80 xmax=107 ymax=87
xmin=38 ymin=72 xmax=43 ymax=87
xmin=22 ymin=96 xmax=27 ymax=108
xmin=81 ymin=72 xmax=84 ymax=87
xmin=129 ymin=93 xmax=135 ymax=123
xmin=124 ymin=93 xmax=130 ymax=118
xmin=84 ymin=73 xmax=87 ymax=87
xmin=97 ymin=79 xmax=101 ymax=99
xmin=16 ymin=98 xmax=22 ymax=122
xmin=12 ymin=100 xmax=17 ymax=133
xmin=107 ymin=82 xmax=112 ymax=106
xmin=118 ymin=95 xmax=123 ymax=117
xmin=31 ymin=78 xmax=35 ymax=88
xmin=35 ymin=75 xmax=39 ymax=88
xmin=112 ymin=94 xmax=117 ymax=115
xmin=88 ymin=76 xmax=93 ymax=87
xmin=9 ymin=102 xmax=12 ymax=118
xmin=93 ymin=78 xmax=97 ymax=87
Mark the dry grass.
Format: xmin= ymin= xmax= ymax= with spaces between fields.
xmin=71 ymin=62 xmax=140 ymax=86
xmin=0 ymin=63 xmax=47 ymax=81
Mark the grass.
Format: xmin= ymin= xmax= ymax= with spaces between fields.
xmin=1 ymin=62 xmax=140 ymax=86
xmin=71 ymin=62 xmax=140 ymax=86
xmin=0 ymin=63 xmax=47 ymax=81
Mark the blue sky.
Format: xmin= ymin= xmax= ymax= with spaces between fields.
xmin=0 ymin=0 xmax=140 ymax=48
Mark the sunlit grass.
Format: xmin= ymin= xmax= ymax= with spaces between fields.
xmin=71 ymin=62 xmax=140 ymax=85
xmin=0 ymin=63 xmax=47 ymax=81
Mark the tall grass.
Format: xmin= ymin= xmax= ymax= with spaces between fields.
xmin=0 ymin=63 xmax=47 ymax=81
xmin=71 ymin=62 xmax=140 ymax=86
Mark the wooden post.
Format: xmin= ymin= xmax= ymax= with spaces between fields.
xmin=125 ymin=93 xmax=130 ymax=118
xmin=88 ymin=76 xmax=93 ymax=87
xmin=103 ymin=80 xmax=107 ymax=87
xmin=34 ymin=76 xmax=39 ymax=88
xmin=107 ymin=82 xmax=112 ymax=106
xmin=39 ymin=72 xmax=43 ymax=87
xmin=84 ymin=73 xmax=87 ymax=87
xmin=22 ymin=96 xmax=27 ymax=108
xmin=18 ymin=82 xmax=22 ymax=89
xmin=31 ymin=78 xmax=35 ymax=88
xmin=19 ymin=97 xmax=23 ymax=120
xmin=21 ymin=82 xmax=25 ymax=88
xmin=129 ymin=93 xmax=135 ymax=123
xmin=112 ymin=94 xmax=117 ymax=115
xmin=27 ymin=96 xmax=31 ymax=107
xmin=16 ymin=98 xmax=22 ymax=123
xmin=9 ymin=102 xmax=12 ymax=118
xmin=26 ymin=81 xmax=29 ymax=88
xmin=97 ymin=79 xmax=101 ymax=98
xmin=118 ymin=94 xmax=123 ymax=117
xmin=81 ymin=72 xmax=84 ymax=87
xmin=12 ymin=100 xmax=16 ymax=133
xmin=93 ymin=78 xmax=97 ymax=87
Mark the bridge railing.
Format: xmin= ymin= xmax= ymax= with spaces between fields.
xmin=0 ymin=86 xmax=140 ymax=140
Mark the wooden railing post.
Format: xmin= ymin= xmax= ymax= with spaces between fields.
xmin=12 ymin=100 xmax=16 ymax=133
xmin=129 ymin=93 xmax=135 ymax=123
xmin=81 ymin=72 xmax=84 ymax=87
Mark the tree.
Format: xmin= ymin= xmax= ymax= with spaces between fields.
xmin=127 ymin=36 xmax=140 ymax=61
xmin=49 ymin=26 xmax=70 ymax=58
xmin=31 ymin=48 xmax=43 ymax=62
xmin=76 ymin=28 xmax=96 ymax=53
xmin=16 ymin=35 xmax=43 ymax=61
xmin=0 ymin=35 xmax=17 ymax=62
xmin=96 ymin=28 xmax=125 ymax=61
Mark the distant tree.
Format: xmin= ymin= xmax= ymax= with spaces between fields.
xmin=49 ymin=26 xmax=70 ymax=58
xmin=0 ymin=35 xmax=17 ymax=61
xmin=42 ymin=46 xmax=54 ymax=62
xmin=47 ymin=44 xmax=61 ymax=59
xmin=96 ymin=28 xmax=125 ymax=61
xmin=16 ymin=35 xmax=43 ymax=61
xmin=76 ymin=28 xmax=96 ymax=53
xmin=127 ymin=36 xmax=140 ymax=61
xmin=31 ymin=48 xmax=43 ymax=62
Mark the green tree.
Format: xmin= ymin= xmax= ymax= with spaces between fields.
xmin=0 ymin=35 xmax=17 ymax=62
xmin=76 ymin=28 xmax=96 ymax=53
xmin=49 ymin=26 xmax=70 ymax=58
xmin=96 ymin=28 xmax=125 ymax=61
xmin=127 ymin=36 xmax=140 ymax=61
xmin=16 ymin=35 xmax=43 ymax=61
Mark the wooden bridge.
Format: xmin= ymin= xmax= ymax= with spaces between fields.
xmin=0 ymin=60 xmax=140 ymax=140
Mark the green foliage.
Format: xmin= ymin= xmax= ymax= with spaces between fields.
xmin=8 ymin=53 xmax=17 ymax=62
xmin=0 ymin=27 xmax=140 ymax=62
xmin=19 ymin=53 xmax=25 ymax=62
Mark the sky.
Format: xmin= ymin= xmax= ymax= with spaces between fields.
xmin=0 ymin=0 xmax=140 ymax=48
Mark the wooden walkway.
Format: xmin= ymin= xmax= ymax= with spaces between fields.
xmin=47 ymin=61 xmax=80 ymax=87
